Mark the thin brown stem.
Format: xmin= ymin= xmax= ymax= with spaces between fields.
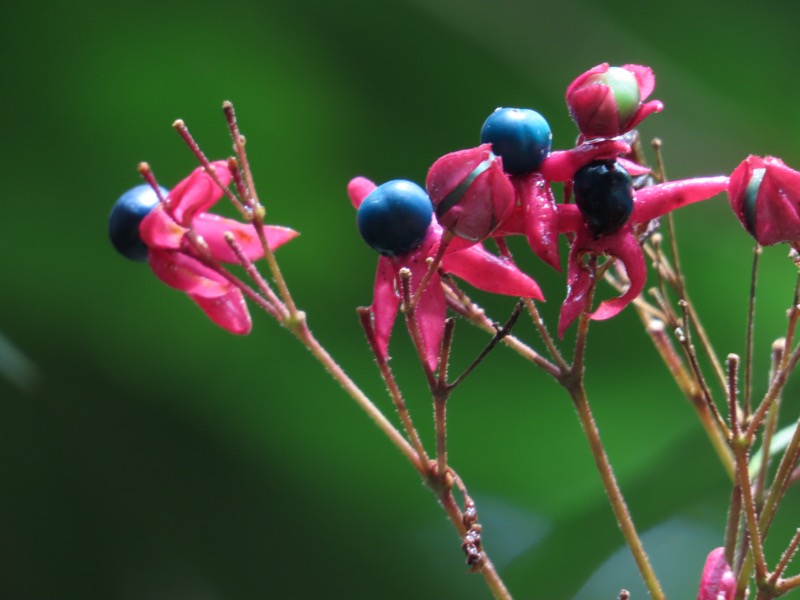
xmin=734 ymin=442 xmax=769 ymax=584
xmin=725 ymin=484 xmax=743 ymax=565
xmin=223 ymin=232 xmax=286 ymax=318
xmin=357 ymin=308 xmax=429 ymax=463
xmin=172 ymin=119 xmax=250 ymax=218
xmin=410 ymin=233 xmax=451 ymax=309
xmin=645 ymin=319 xmax=735 ymax=478
xmin=677 ymin=303 xmax=729 ymax=434
xmin=770 ymin=529 xmax=800 ymax=586
xmin=569 ymin=382 xmax=665 ymax=600
xmin=442 ymin=282 xmax=559 ymax=378
xmin=448 ymin=302 xmax=523 ymax=391
xmin=524 ymin=297 xmax=568 ymax=371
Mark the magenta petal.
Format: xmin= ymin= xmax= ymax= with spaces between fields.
xmin=139 ymin=204 xmax=187 ymax=250
xmin=634 ymin=176 xmax=728 ymax=223
xmin=194 ymin=214 xmax=298 ymax=263
xmin=622 ymin=64 xmax=656 ymax=99
xmin=409 ymin=270 xmax=446 ymax=373
xmin=168 ymin=161 xmax=232 ymax=224
xmin=617 ymin=157 xmax=652 ymax=177
xmin=190 ymin=287 xmax=252 ymax=335
xmin=443 ymin=244 xmax=544 ymax=300
xmin=370 ymin=257 xmax=401 ymax=362
xmin=558 ymin=242 xmax=596 ymax=338
xmin=556 ymin=203 xmax=584 ymax=234
xmin=539 ymin=139 xmax=631 ymax=182
xmin=348 ymin=177 xmax=377 ymax=209
xmin=590 ymin=231 xmax=646 ymax=321
xmin=626 ymin=99 xmax=664 ymax=132
xmin=514 ymin=174 xmax=561 ymax=270
xmin=568 ymin=83 xmax=621 ymax=138
xmin=444 ymin=161 xmax=514 ymax=242
xmin=148 ymin=249 xmax=229 ymax=298
xmin=566 ymin=63 xmax=609 ymax=99
xmin=427 ymin=145 xmax=494 ymax=202
xmin=697 ymin=548 xmax=735 ymax=600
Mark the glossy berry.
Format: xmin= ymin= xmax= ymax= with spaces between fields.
xmin=357 ymin=180 xmax=433 ymax=257
xmin=109 ymin=184 xmax=167 ymax=261
xmin=480 ymin=107 xmax=552 ymax=175
xmin=573 ymin=160 xmax=634 ymax=236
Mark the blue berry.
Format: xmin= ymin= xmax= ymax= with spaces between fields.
xmin=357 ymin=180 xmax=433 ymax=257
xmin=573 ymin=160 xmax=634 ymax=236
xmin=109 ymin=184 xmax=167 ymax=261
xmin=480 ymin=107 xmax=552 ymax=175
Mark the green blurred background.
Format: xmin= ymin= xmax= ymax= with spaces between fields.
xmin=3 ymin=0 xmax=800 ymax=598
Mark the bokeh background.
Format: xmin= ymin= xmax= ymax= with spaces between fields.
xmin=3 ymin=0 xmax=800 ymax=598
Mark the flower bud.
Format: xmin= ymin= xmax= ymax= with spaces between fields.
xmin=728 ymin=155 xmax=800 ymax=246
xmin=426 ymin=144 xmax=515 ymax=242
xmin=566 ymin=63 xmax=663 ymax=138
xmin=697 ymin=548 xmax=735 ymax=600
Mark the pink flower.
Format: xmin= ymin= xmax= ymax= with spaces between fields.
xmin=566 ymin=63 xmax=664 ymax=139
xmin=697 ymin=548 xmax=736 ymax=600
xmin=349 ymin=176 xmax=543 ymax=371
xmin=728 ymin=154 xmax=800 ymax=246
xmin=140 ymin=161 xmax=298 ymax=334
xmin=555 ymin=166 xmax=728 ymax=336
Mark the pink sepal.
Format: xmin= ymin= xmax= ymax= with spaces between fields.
xmin=168 ymin=161 xmax=232 ymax=224
xmin=140 ymin=205 xmax=187 ymax=250
xmin=514 ymin=174 xmax=561 ymax=271
xmin=148 ymin=249 xmax=230 ymax=298
xmin=427 ymin=145 xmax=514 ymax=242
xmin=427 ymin=145 xmax=493 ymax=200
xmin=369 ymin=256 xmax=401 ymax=363
xmin=539 ymin=138 xmax=631 ymax=182
xmin=557 ymin=228 xmax=645 ymax=336
xmin=191 ymin=288 xmax=252 ymax=335
xmin=617 ymin=157 xmax=652 ymax=177
xmin=634 ymin=176 xmax=728 ymax=223
xmin=697 ymin=548 xmax=735 ymax=600
xmin=194 ymin=215 xmax=299 ymax=263
xmin=443 ymin=244 xmax=544 ymax=300
xmin=348 ymin=177 xmax=377 ymax=209
xmin=410 ymin=269 xmax=446 ymax=373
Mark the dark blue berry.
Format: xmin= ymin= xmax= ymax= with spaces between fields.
xmin=573 ymin=160 xmax=634 ymax=236
xmin=357 ymin=180 xmax=433 ymax=257
xmin=109 ymin=184 xmax=167 ymax=261
xmin=480 ymin=107 xmax=552 ymax=175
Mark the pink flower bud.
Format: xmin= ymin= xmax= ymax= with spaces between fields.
xmin=728 ymin=155 xmax=800 ymax=246
xmin=426 ymin=144 xmax=515 ymax=242
xmin=697 ymin=548 xmax=735 ymax=600
xmin=566 ymin=63 xmax=663 ymax=139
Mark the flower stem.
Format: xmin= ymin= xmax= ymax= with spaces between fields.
xmin=290 ymin=313 xmax=424 ymax=474
xmin=568 ymin=381 xmax=665 ymax=600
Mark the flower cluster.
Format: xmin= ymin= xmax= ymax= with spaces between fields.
xmin=350 ymin=62 xmax=730 ymax=362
